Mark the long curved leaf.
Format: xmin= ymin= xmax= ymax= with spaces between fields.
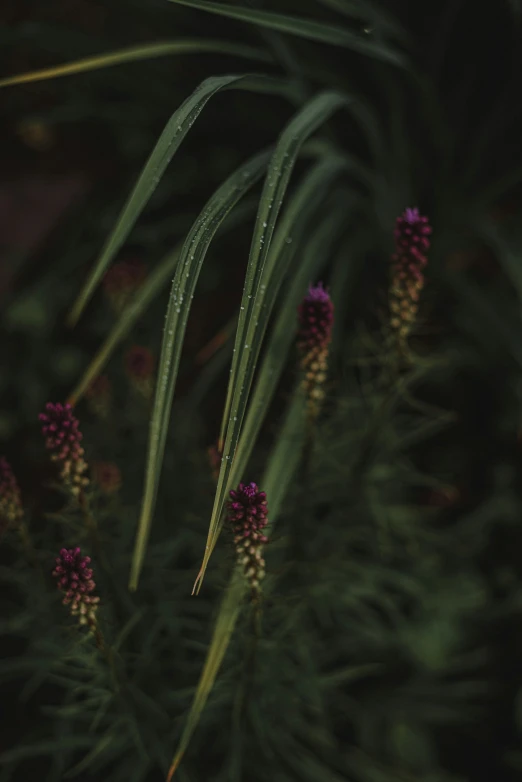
xmin=128 ymin=148 xmax=272 ymax=591
xmin=67 ymin=73 xmax=296 ymax=326
xmin=68 ymin=182 xmax=256 ymax=406
xmin=229 ymin=200 xmax=349 ymax=490
xmin=0 ymin=40 xmax=270 ymax=89
xmin=167 ymin=0 xmax=407 ymax=66
xmin=67 ymin=245 xmax=181 ymax=405
xmin=316 ymin=0 xmax=409 ymax=43
xmin=194 ymin=91 xmax=352 ymax=594
xmin=166 ymin=388 xmax=307 ymax=781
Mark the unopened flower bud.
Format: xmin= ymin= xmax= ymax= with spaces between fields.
xmin=297 ymin=283 xmax=334 ymax=420
xmin=39 ymin=403 xmax=89 ymax=497
xmin=227 ymin=482 xmax=269 ymax=599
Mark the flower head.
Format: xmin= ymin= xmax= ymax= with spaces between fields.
xmin=0 ymin=457 xmax=23 ymax=532
xmin=297 ymin=283 xmax=334 ymax=353
xmin=297 ymin=283 xmax=334 ymax=420
xmin=92 ymin=462 xmax=122 ymax=495
xmin=52 ymin=547 xmax=100 ymax=626
xmin=103 ymin=258 xmax=146 ymax=312
xmin=389 ymin=207 xmax=432 ymax=348
xmin=39 ymin=403 xmax=89 ymax=496
xmin=125 ymin=346 xmax=155 ymax=400
xmin=227 ymin=482 xmax=269 ymax=595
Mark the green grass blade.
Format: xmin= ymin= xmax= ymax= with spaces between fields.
xmin=128 ymin=148 xmax=272 ymax=591
xmin=473 ymin=220 xmax=522 ymax=305
xmin=209 ymin=153 xmax=343 ymax=548
xmin=229 ymin=202 xmax=348 ymax=490
xmin=0 ymin=738 xmax=95 ymax=765
xmin=165 ymin=569 xmax=245 ymax=782
xmin=68 ymin=245 xmax=181 ymax=405
xmin=166 ymin=389 xmax=306 ymax=781
xmin=67 ymin=74 xmax=296 ymax=326
xmin=0 ymin=40 xmax=271 ymax=88
xmin=68 ymin=180 xmax=258 ymax=406
xmin=217 ymin=154 xmax=336 ymax=450
xmin=167 ymin=0 xmax=407 ymax=66
xmin=63 ymin=732 xmax=116 ymax=778
xmin=218 ymin=99 xmax=350 ymax=451
xmin=316 ymin=0 xmax=409 ymax=43
xmin=194 ymin=91 xmax=351 ymax=594
xmin=260 ymin=386 xmax=307 ymax=515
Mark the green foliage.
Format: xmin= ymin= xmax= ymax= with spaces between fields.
xmin=1 ymin=0 xmax=522 ymax=781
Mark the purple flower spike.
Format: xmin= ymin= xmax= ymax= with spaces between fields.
xmin=227 ymin=482 xmax=269 ymax=595
xmin=297 ymin=283 xmax=334 ymax=353
xmin=39 ymin=403 xmax=89 ymax=497
xmin=297 ymin=283 xmax=334 ymax=419
xmin=389 ymin=207 xmax=432 ymax=347
xmin=393 ymin=207 xmax=432 ymax=261
xmin=0 ymin=457 xmax=23 ymax=532
xmin=52 ymin=546 xmax=100 ymax=627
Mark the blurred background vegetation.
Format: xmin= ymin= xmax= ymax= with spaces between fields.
xmin=1 ymin=1 xmax=522 ymax=781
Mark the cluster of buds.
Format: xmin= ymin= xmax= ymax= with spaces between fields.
xmin=125 ymin=346 xmax=155 ymax=400
xmin=389 ymin=207 xmax=432 ymax=355
xmin=92 ymin=462 xmax=122 ymax=495
xmin=297 ymin=283 xmax=334 ymax=421
xmin=102 ymin=258 xmax=147 ymax=314
xmin=0 ymin=457 xmax=23 ymax=534
xmin=227 ymin=482 xmax=269 ymax=598
xmin=85 ymin=375 xmax=111 ymax=419
xmin=52 ymin=547 xmax=100 ymax=634
xmin=39 ymin=403 xmax=89 ymax=498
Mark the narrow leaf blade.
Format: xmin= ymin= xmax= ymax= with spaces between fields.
xmin=68 ymin=73 xmax=294 ymax=325
xmin=167 ymin=0 xmax=407 ymax=66
xmin=166 ymin=389 xmax=306 ymax=780
xmin=0 ymin=40 xmax=270 ymax=89
xmin=68 ymin=245 xmax=181 ymax=405
xmin=195 ymin=91 xmax=351 ymax=593
xmin=128 ymin=149 xmax=272 ymax=590
xmin=230 ymin=201 xmax=349 ymax=489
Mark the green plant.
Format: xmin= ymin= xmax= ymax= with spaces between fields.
xmin=1 ymin=1 xmax=522 ymax=781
